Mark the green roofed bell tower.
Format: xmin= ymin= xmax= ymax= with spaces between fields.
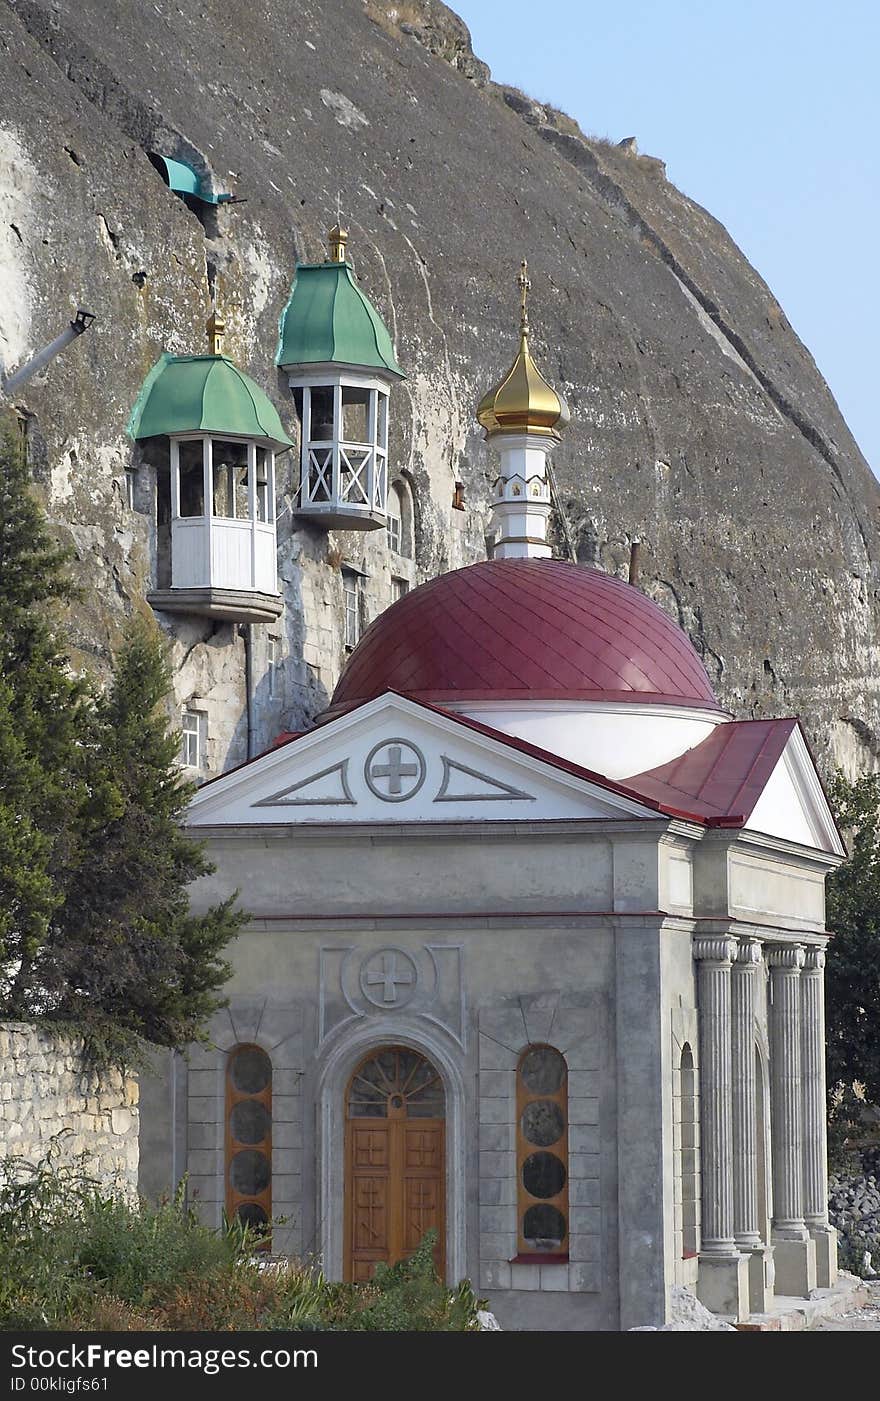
xmin=129 ymin=311 xmax=292 ymax=624
xmin=277 ymin=224 xmax=405 ymax=531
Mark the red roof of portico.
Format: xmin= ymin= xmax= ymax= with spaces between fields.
xmin=327 ymin=558 xmax=721 ymax=716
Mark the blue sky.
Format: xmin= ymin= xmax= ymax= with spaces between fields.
xmin=456 ymin=0 xmax=879 ymax=475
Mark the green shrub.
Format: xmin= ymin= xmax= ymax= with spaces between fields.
xmin=0 ymin=1151 xmax=485 ymax=1332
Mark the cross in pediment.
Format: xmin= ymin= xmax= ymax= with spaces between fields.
xmin=370 ymin=744 xmax=418 ymax=795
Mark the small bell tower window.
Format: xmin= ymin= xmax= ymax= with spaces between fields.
xmin=178 ymin=441 xmax=205 ymax=517
xmin=256 ymin=448 xmax=272 ymax=523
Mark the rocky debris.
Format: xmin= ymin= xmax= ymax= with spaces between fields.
xmin=814 ymin=1281 xmax=880 ymax=1329
xmin=476 ymin=1309 xmax=502 ymax=1330
xmin=830 ymin=1165 xmax=880 ymax=1277
xmin=629 ymin=1284 xmax=736 ymax=1330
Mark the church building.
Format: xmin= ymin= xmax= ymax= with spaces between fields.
xmin=138 ymin=241 xmax=844 ymax=1330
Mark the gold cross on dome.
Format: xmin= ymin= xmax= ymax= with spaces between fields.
xmin=517 ymin=259 xmax=531 ymax=334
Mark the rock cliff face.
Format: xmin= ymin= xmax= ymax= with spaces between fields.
xmin=1 ymin=0 xmax=878 ymax=776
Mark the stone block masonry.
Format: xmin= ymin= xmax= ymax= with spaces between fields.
xmin=0 ymin=1022 xmax=138 ymax=1192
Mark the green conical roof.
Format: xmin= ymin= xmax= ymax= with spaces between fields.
xmin=127 ymin=354 xmax=293 ymax=447
xmin=276 ymin=261 xmax=404 ymax=377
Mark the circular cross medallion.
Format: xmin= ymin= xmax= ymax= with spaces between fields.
xmin=359 ymin=947 xmax=419 ymax=1009
xmin=364 ymin=738 xmax=426 ymax=802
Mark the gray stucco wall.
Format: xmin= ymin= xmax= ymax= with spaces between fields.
xmin=137 ymin=818 xmax=833 ymax=1329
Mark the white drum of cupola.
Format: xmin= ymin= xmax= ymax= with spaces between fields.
xmin=277 ymin=224 xmax=405 ymax=532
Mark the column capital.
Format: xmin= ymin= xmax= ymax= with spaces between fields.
xmin=803 ymin=947 xmax=826 ymax=972
xmin=735 ymin=937 xmax=763 ymax=967
xmin=767 ymin=943 xmax=805 ymax=971
xmin=693 ymin=935 xmax=738 ymax=965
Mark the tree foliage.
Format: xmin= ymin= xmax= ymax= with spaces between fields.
xmin=825 ymin=771 xmax=880 ymax=1106
xmin=0 ymin=418 xmax=242 ymax=1061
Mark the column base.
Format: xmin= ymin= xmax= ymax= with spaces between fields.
xmin=696 ymin=1252 xmax=750 ymax=1321
xmin=808 ymin=1224 xmax=838 ymax=1288
xmin=771 ymin=1234 xmax=816 ymax=1297
xmin=741 ymin=1244 xmax=773 ymax=1314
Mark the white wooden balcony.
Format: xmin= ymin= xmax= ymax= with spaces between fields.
xmin=148 ymin=434 xmax=283 ymax=623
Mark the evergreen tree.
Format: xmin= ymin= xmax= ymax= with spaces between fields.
xmin=0 ymin=418 xmax=87 ymax=1014
xmin=826 ymin=771 xmax=880 ymax=1106
xmin=0 ymin=417 xmax=243 ymax=1060
xmin=39 ymin=618 xmax=243 ymax=1060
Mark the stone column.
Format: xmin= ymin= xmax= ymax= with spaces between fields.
xmin=694 ymin=936 xmax=749 ymax=1320
xmin=801 ymin=946 xmax=837 ymax=1287
xmin=732 ymin=938 xmax=762 ymax=1246
xmin=731 ymin=937 xmax=771 ymax=1311
xmin=767 ymin=944 xmax=816 ymax=1297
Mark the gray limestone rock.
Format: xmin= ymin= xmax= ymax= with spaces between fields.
xmin=1 ymin=0 xmax=878 ymax=775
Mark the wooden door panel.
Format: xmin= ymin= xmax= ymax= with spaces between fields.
xmin=403 ymin=1176 xmax=442 ymax=1251
xmin=403 ymin=1123 xmax=443 ymax=1171
xmin=352 ymin=1126 xmax=389 ymax=1168
xmin=352 ymin=1259 xmax=378 ymax=1283
xmin=352 ymin=1176 xmax=389 ymax=1253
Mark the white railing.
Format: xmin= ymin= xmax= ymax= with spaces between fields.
xmin=301 ymin=439 xmax=387 ymax=517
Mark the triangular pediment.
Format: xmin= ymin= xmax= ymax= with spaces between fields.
xmin=187 ymin=692 xmax=664 ymax=827
xmin=746 ymin=726 xmax=845 ymax=856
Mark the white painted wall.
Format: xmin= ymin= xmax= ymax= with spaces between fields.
xmin=448 ymin=700 xmax=726 ymax=779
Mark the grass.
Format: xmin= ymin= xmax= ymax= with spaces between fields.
xmin=0 ymin=1145 xmax=485 ymax=1331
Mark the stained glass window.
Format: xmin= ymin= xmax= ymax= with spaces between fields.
xmin=516 ymin=1045 xmax=569 ymax=1258
xmin=226 ymin=1044 xmax=272 ymax=1242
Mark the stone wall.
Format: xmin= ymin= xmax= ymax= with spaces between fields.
xmin=0 ymin=1022 xmax=139 ymax=1191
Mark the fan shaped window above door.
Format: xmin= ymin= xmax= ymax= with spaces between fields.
xmin=347 ymin=1046 xmax=445 ymax=1119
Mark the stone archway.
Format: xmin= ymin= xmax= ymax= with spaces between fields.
xmin=317 ymin=1018 xmax=466 ymax=1283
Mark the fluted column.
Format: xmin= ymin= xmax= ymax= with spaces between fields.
xmin=768 ymin=943 xmax=816 ymax=1297
xmin=801 ymin=945 xmax=838 ymax=1286
xmin=801 ymin=948 xmax=828 ymax=1225
xmin=731 ymin=938 xmax=762 ymax=1247
xmin=768 ymin=944 xmax=808 ymax=1237
xmin=694 ymin=935 xmax=749 ymax=1320
xmin=694 ymin=936 xmax=738 ymax=1254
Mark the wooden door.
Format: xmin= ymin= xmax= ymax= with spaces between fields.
xmin=345 ymin=1046 xmax=445 ymax=1282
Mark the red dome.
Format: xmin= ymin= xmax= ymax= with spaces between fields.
xmin=329 ymin=559 xmax=720 ymax=715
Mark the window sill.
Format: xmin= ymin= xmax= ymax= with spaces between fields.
xmin=509 ymin=1253 xmax=569 ymax=1266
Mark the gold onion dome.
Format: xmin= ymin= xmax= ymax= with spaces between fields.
xmin=476 ymin=261 xmax=570 ymax=439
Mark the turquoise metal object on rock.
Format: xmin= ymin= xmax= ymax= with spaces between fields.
xmin=151 ymin=154 xmax=233 ymax=205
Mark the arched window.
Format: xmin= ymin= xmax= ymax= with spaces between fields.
xmin=226 ymin=1044 xmax=272 ymax=1241
xmin=386 ymin=479 xmax=413 ymax=559
xmin=678 ymin=1044 xmax=699 ymax=1257
xmin=516 ymin=1045 xmax=569 ymax=1260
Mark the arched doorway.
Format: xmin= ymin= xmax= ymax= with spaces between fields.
xmin=344 ymin=1045 xmax=445 ymax=1282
